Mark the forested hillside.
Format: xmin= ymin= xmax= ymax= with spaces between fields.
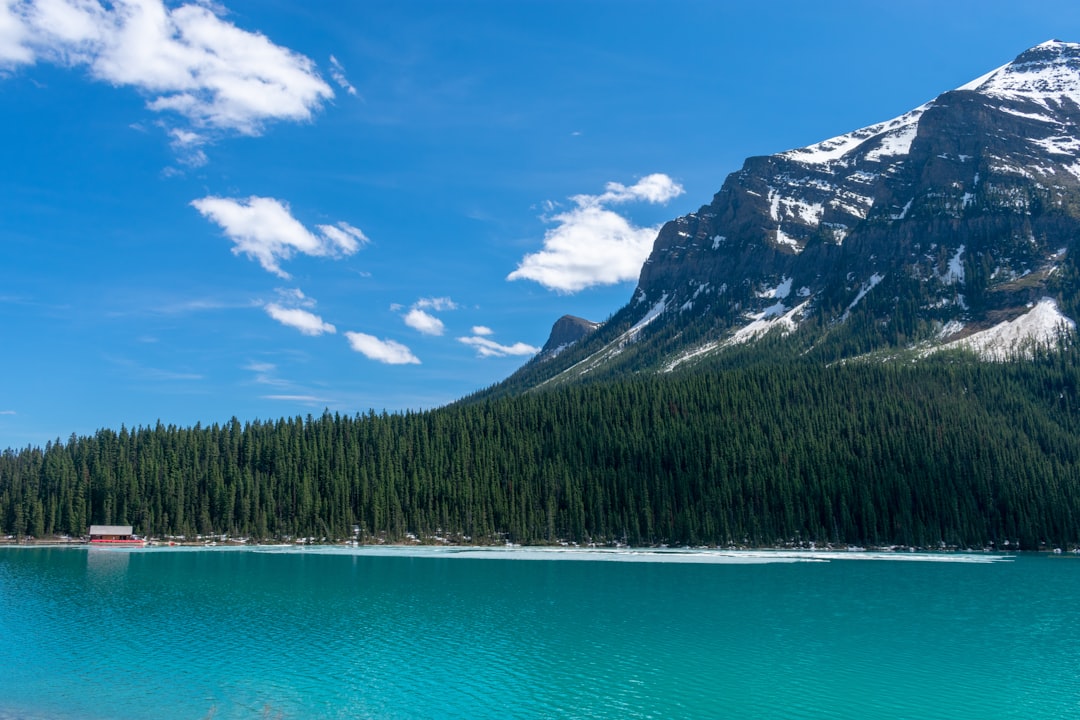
xmin=3 ymin=349 xmax=1080 ymax=549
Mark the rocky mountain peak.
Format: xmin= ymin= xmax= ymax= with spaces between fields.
xmin=538 ymin=315 xmax=600 ymax=359
xmin=500 ymin=41 xmax=1080 ymax=393
xmin=963 ymin=40 xmax=1080 ymax=103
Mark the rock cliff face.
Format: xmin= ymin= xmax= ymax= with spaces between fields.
xmin=525 ymin=41 xmax=1080 ymax=389
xmin=537 ymin=315 xmax=601 ymax=359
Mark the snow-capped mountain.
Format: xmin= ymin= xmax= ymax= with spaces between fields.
xmin=518 ymin=40 xmax=1080 ymax=388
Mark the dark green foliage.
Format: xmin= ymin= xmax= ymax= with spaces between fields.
xmin=3 ymin=350 xmax=1080 ymax=548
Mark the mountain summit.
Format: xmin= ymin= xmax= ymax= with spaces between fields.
xmin=520 ymin=41 xmax=1080 ymax=390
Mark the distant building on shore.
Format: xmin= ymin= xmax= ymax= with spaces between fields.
xmin=88 ymin=525 xmax=141 ymax=545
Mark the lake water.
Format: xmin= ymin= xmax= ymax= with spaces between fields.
xmin=0 ymin=546 xmax=1078 ymax=719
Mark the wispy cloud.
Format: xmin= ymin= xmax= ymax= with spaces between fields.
xmin=106 ymin=354 xmax=203 ymax=382
xmin=167 ymin=126 xmax=207 ymax=167
xmin=0 ymin=410 xmax=16 ymax=416
xmin=265 ymin=304 xmax=336 ymax=336
xmin=508 ymin=173 xmax=684 ymax=293
xmin=458 ymin=330 xmax=539 ymax=358
xmin=0 ymin=0 xmax=334 ymax=140
xmin=191 ymin=196 xmax=366 ymax=278
xmin=400 ymin=297 xmax=458 ymax=336
xmin=261 ymin=394 xmax=330 ymax=404
xmin=316 ymin=221 xmax=368 ymax=254
xmin=414 ymin=297 xmax=457 ymax=311
xmin=261 ymin=287 xmax=335 ymax=336
xmin=329 ymin=54 xmax=357 ymax=97
xmin=146 ymin=296 xmax=258 ymax=316
xmin=245 ymin=361 xmax=287 ymax=386
xmin=345 ymin=331 xmax=420 ymax=365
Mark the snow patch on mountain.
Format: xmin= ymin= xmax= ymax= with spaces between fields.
xmin=864 ymin=121 xmax=921 ymax=162
xmin=775 ymin=227 xmax=801 ymax=251
xmin=725 ymin=300 xmax=811 ymax=346
xmin=943 ymin=246 xmax=965 ymax=285
xmin=842 ymin=274 xmax=884 ymax=320
xmin=757 ymin=277 xmax=793 ymax=300
xmin=829 ymin=190 xmax=874 ymax=219
xmin=768 ymin=189 xmax=825 ymax=226
xmin=780 ymin=106 xmax=928 ymax=167
xmin=964 ymin=40 xmax=1080 ymax=108
xmin=1030 ymin=135 xmax=1080 ymax=156
xmin=629 ymin=295 xmax=668 ymax=337
xmin=663 ymin=341 xmax=721 ymax=372
xmin=939 ymin=297 xmax=1075 ymax=360
xmin=939 ymin=320 xmax=966 ymax=338
xmin=997 ymin=106 xmax=1058 ymax=123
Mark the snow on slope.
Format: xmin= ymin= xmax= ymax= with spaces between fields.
xmin=939 ymin=298 xmax=1075 ymax=360
xmin=724 ymin=300 xmax=811 ymax=347
xmin=964 ymin=40 xmax=1080 ymax=108
xmin=779 ymin=106 xmax=928 ymax=166
xmin=778 ymin=41 xmax=1080 ymax=171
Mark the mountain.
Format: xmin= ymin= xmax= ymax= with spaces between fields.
xmin=537 ymin=315 xmax=601 ymax=359
xmin=519 ymin=40 xmax=1080 ymax=392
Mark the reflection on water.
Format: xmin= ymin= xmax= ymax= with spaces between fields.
xmin=85 ymin=546 xmax=131 ymax=576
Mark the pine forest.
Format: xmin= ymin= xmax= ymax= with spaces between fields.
xmin=3 ymin=349 xmax=1080 ymax=550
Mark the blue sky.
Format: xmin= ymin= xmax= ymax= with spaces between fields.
xmin=2 ymin=0 xmax=1080 ymax=448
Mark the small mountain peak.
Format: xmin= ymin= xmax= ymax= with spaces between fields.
xmin=539 ymin=315 xmax=600 ymax=359
xmin=1011 ymin=39 xmax=1080 ymax=63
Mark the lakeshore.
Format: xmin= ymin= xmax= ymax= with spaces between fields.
xmin=0 ymin=538 xmax=1022 ymax=564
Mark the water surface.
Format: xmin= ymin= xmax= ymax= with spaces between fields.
xmin=0 ymin=547 xmax=1077 ymax=719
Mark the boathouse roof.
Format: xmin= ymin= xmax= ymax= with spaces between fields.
xmin=88 ymin=525 xmax=133 ymax=536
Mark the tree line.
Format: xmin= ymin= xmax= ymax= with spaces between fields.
xmin=3 ymin=350 xmax=1080 ymax=549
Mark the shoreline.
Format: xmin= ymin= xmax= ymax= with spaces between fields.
xmin=0 ymin=539 xmax=1028 ymax=563
xmin=0 ymin=533 xmax=1056 ymax=554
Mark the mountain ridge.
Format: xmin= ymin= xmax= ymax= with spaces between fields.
xmin=519 ymin=40 xmax=1080 ymax=394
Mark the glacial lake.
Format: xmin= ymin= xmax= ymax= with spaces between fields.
xmin=1 ymin=546 xmax=1078 ymax=719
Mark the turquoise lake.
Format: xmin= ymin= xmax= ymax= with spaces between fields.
xmin=1 ymin=547 xmax=1078 ymax=719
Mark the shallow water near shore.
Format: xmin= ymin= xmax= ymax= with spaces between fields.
xmin=1 ymin=546 xmax=1078 ymax=719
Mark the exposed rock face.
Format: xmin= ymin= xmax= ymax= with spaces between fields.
xmin=505 ymin=41 xmax=1080 ymax=391
xmin=640 ymin=41 xmax=1080 ymax=332
xmin=538 ymin=315 xmax=600 ymax=359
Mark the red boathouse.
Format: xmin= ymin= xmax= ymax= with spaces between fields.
xmin=88 ymin=525 xmax=144 ymax=545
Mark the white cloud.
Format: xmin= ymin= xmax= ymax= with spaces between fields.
xmin=0 ymin=1 xmax=33 ymax=65
xmin=0 ymin=409 xmax=15 ymax=415
xmin=458 ymin=333 xmax=539 ymax=358
xmin=591 ymin=173 xmax=685 ymax=205
xmin=261 ymin=287 xmax=334 ymax=336
xmin=328 ymin=54 xmax=357 ymax=96
xmin=191 ymin=195 xmax=365 ymax=278
xmin=404 ymin=308 xmax=444 ymax=336
xmin=264 ymin=303 xmax=335 ymax=336
xmin=399 ymin=296 xmax=457 ymax=335
xmin=508 ymin=206 xmax=659 ymax=292
xmin=274 ymin=287 xmax=315 ymax=308
xmin=414 ymin=296 xmax=457 ymax=311
xmin=471 ymin=325 xmax=493 ymax=336
xmin=316 ymin=221 xmax=368 ymax=254
xmin=345 ymin=331 xmax=420 ymax=365
xmin=1 ymin=0 xmax=333 ymax=137
xmin=508 ymin=173 xmax=684 ymax=293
